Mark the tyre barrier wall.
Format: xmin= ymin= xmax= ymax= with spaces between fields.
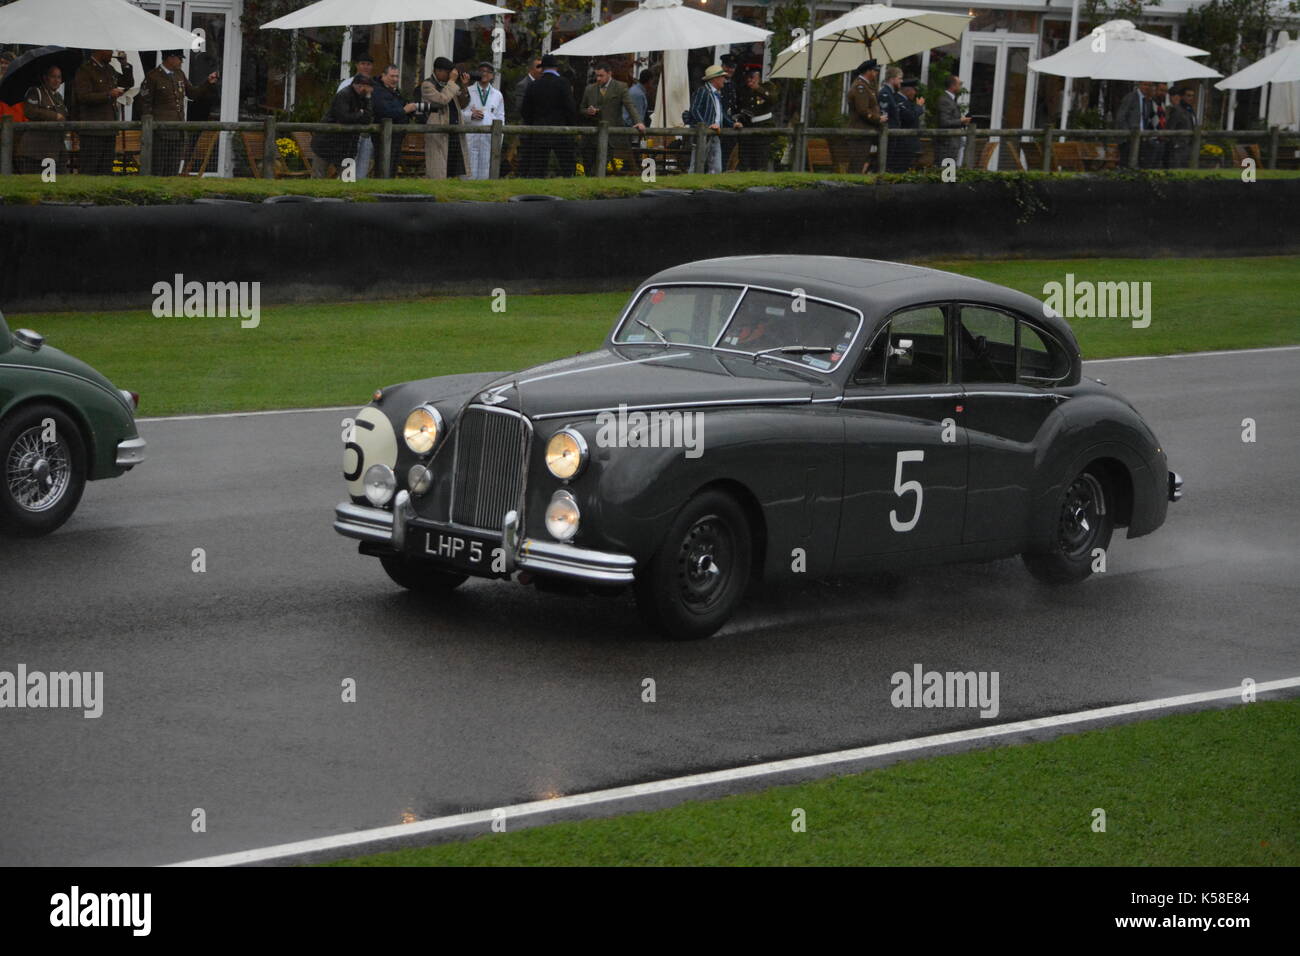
xmin=1 ymin=178 xmax=1296 ymax=312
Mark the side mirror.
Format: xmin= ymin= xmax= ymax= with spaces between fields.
xmin=890 ymin=337 xmax=914 ymax=367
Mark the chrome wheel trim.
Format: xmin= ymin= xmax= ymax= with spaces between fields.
xmin=675 ymin=514 xmax=734 ymax=612
xmin=1057 ymin=472 xmax=1105 ymax=557
xmin=5 ymin=426 xmax=71 ymax=513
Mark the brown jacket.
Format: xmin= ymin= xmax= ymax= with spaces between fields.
xmin=579 ymin=78 xmax=641 ymax=127
xmin=847 ymin=77 xmax=884 ymax=129
xmin=137 ymin=65 xmax=213 ymax=122
xmin=17 ymin=85 xmax=70 ymax=159
xmin=420 ymin=76 xmax=468 ymax=124
xmin=73 ymin=56 xmax=133 ymax=122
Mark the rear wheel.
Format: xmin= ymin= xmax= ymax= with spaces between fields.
xmin=1023 ymin=466 xmax=1114 ymax=585
xmin=634 ymin=490 xmax=752 ymax=640
xmin=0 ymin=404 xmax=87 ymax=538
xmin=379 ymin=555 xmax=468 ymax=593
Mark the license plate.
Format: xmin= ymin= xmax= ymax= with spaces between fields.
xmin=416 ymin=529 xmax=507 ymax=577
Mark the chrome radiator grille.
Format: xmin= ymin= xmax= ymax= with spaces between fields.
xmin=450 ymin=406 xmax=529 ymax=531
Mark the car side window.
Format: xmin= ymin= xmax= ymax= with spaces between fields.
xmin=854 ymin=307 xmax=948 ymax=386
xmin=959 ymin=307 xmax=1017 ymax=384
xmin=1018 ymin=323 xmax=1071 ymax=383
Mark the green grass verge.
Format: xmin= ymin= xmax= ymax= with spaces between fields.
xmin=326 ymin=700 xmax=1299 ymax=866
xmin=9 ymin=256 xmax=1297 ymax=416
xmin=2 ymin=166 xmax=1297 ymax=205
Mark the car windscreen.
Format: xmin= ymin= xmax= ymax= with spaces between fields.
xmin=615 ymin=285 xmax=743 ymax=348
xmin=717 ymin=289 xmax=859 ymax=371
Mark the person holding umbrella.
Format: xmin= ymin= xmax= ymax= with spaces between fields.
xmin=74 ymin=50 xmax=134 ymax=176
xmin=16 ymin=64 xmax=70 ymax=174
xmin=137 ymin=49 xmax=217 ymax=175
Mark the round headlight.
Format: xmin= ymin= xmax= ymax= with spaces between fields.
xmin=545 ymin=428 xmax=587 ymax=480
xmin=363 ymin=463 xmax=396 ymax=507
xmin=408 ymin=464 xmax=433 ymax=496
xmin=403 ymin=405 xmax=443 ymax=454
xmin=545 ymin=490 xmax=580 ymax=541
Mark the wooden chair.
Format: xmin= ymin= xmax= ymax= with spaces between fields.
xmin=116 ymin=128 xmax=141 ymax=173
xmin=1051 ymin=141 xmax=1086 ymax=171
xmin=1020 ymin=141 xmax=1043 ymax=171
xmin=1231 ymin=143 xmax=1261 ymax=166
xmin=242 ymin=130 xmax=311 ymax=179
xmin=181 ymin=130 xmax=219 ymax=176
xmin=290 ymin=132 xmax=327 ymax=178
xmin=397 ymin=130 xmax=426 ymax=177
xmin=806 ymin=137 xmax=838 ymax=173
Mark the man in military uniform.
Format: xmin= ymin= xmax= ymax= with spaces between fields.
xmin=421 ymin=57 xmax=468 ymax=179
xmin=735 ymin=69 xmax=774 ymax=171
xmin=17 ymin=65 xmax=71 ymax=174
xmin=846 ymin=59 xmax=884 ymax=174
xmin=137 ymin=50 xmax=218 ymax=175
xmin=73 ymin=50 xmax=134 ymax=176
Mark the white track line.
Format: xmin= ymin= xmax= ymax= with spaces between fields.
xmin=167 ymin=676 xmax=1300 ymax=867
xmin=137 ymin=346 xmax=1299 ymax=424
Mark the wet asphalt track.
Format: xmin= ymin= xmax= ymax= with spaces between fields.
xmin=0 ymin=347 xmax=1297 ymax=866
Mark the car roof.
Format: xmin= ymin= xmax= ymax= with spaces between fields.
xmin=644 ymin=256 xmax=1077 ymax=345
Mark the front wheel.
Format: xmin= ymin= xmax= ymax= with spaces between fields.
xmin=633 ymin=490 xmax=752 ymax=640
xmin=1022 ymin=466 xmax=1114 ymax=585
xmin=0 ymin=404 xmax=87 ymax=538
xmin=379 ymin=555 xmax=468 ymax=593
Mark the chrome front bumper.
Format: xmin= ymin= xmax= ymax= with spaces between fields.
xmin=334 ymin=501 xmax=637 ymax=585
xmin=115 ymin=436 xmax=147 ymax=468
xmin=1168 ymin=471 xmax=1183 ymax=502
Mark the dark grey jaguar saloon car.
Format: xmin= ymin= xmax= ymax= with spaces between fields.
xmin=335 ymin=256 xmax=1182 ymax=639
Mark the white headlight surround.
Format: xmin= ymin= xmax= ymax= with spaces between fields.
xmin=403 ymin=404 xmax=443 ymax=455
xmin=544 ymin=489 xmax=581 ymax=541
xmin=545 ymin=427 xmax=588 ymax=480
xmin=363 ymin=463 xmax=397 ymax=507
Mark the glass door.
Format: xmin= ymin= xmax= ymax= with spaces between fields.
xmin=960 ymin=32 xmax=1038 ymax=170
xmin=135 ymin=1 xmax=242 ymax=177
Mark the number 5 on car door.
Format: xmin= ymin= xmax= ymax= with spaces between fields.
xmin=890 ymin=450 xmax=924 ymax=532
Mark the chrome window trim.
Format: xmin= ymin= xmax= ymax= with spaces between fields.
xmin=531 ymin=395 xmax=812 ymax=421
xmin=610 ymin=280 xmax=866 ymax=375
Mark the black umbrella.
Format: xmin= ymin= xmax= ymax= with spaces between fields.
xmin=0 ymin=46 xmax=86 ymax=107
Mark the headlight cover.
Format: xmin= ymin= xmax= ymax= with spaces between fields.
xmin=363 ymin=463 xmax=397 ymax=507
xmin=545 ymin=490 xmax=580 ymax=541
xmin=403 ymin=405 xmax=443 ymax=454
xmin=545 ymin=428 xmax=587 ymax=480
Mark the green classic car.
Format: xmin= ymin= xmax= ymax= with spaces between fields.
xmin=0 ymin=312 xmax=145 ymax=537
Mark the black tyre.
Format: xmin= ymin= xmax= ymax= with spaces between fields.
xmin=1023 ymin=466 xmax=1115 ymax=585
xmin=633 ymin=489 xmax=752 ymax=640
xmin=379 ymin=554 xmax=468 ymax=593
xmin=0 ymin=404 xmax=87 ymax=538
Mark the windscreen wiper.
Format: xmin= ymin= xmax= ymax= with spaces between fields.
xmin=635 ymin=318 xmax=669 ymax=346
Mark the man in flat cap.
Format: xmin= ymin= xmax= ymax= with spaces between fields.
xmin=846 ymin=59 xmax=884 ymax=173
xmin=421 ymin=56 xmax=469 ymax=179
xmin=312 ymin=73 xmax=375 ymax=177
xmin=338 ymin=54 xmax=377 ymax=176
xmin=137 ymin=49 xmax=218 ymax=175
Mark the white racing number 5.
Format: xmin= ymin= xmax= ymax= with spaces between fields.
xmin=890 ymin=450 xmax=924 ymax=532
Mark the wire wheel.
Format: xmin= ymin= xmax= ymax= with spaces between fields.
xmin=6 ymin=425 xmax=71 ymax=513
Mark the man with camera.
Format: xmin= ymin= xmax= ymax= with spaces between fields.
xmin=421 ymin=57 xmax=470 ymax=179
xmin=74 ymin=50 xmax=134 ymax=176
